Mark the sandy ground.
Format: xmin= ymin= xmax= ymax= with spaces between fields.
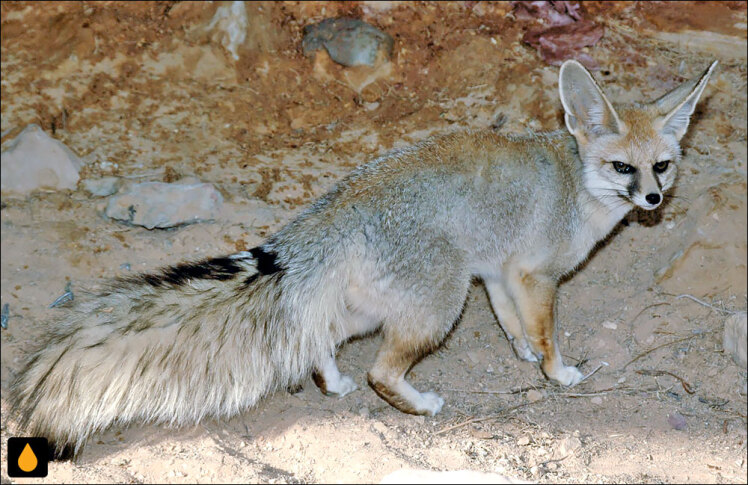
xmin=1 ymin=1 xmax=746 ymax=483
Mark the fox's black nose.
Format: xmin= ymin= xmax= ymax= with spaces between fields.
xmin=645 ymin=193 xmax=661 ymax=205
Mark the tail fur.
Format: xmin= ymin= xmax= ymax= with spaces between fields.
xmin=8 ymin=247 xmax=339 ymax=458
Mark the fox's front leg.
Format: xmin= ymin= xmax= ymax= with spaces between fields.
xmin=483 ymin=277 xmax=538 ymax=363
xmin=504 ymin=268 xmax=583 ymax=386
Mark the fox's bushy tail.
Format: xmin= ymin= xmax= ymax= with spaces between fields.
xmin=8 ymin=248 xmax=338 ymax=458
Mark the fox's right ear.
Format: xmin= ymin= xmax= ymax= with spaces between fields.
xmin=558 ymin=60 xmax=623 ymax=144
xmin=653 ymin=61 xmax=718 ymax=140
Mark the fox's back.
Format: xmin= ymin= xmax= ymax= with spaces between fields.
xmin=269 ymin=129 xmax=583 ymax=276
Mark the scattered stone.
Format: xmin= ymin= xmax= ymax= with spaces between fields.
xmin=466 ymin=350 xmax=480 ymax=364
xmin=590 ymin=396 xmax=603 ymax=405
xmin=1 ymin=124 xmax=82 ymax=195
xmin=517 ymin=435 xmax=531 ymax=446
xmin=359 ymin=407 xmax=370 ymax=418
xmin=557 ymin=436 xmax=582 ymax=457
xmin=601 ymin=320 xmax=618 ymax=330
xmin=83 ymin=176 xmax=122 ymax=197
xmin=105 ymin=181 xmax=223 ymax=229
xmin=526 ymin=389 xmax=545 ymax=403
xmin=667 ymin=412 xmax=687 ymax=431
xmin=723 ymin=312 xmax=747 ymax=368
xmin=302 ymin=18 xmax=393 ymax=67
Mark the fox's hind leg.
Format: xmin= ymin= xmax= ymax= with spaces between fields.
xmin=367 ymin=325 xmax=446 ymax=416
xmin=312 ymin=354 xmax=358 ymax=397
xmin=362 ymin=239 xmax=469 ymax=415
xmin=483 ymin=277 xmax=538 ymax=362
xmin=504 ymin=269 xmax=583 ymax=387
xmin=366 ymin=286 xmax=467 ymax=416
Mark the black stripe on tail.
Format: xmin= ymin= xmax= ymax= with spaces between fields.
xmin=141 ymin=257 xmax=245 ymax=288
xmin=243 ymin=246 xmax=284 ymax=287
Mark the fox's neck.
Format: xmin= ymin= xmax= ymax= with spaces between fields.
xmin=560 ymin=138 xmax=633 ymax=255
xmin=577 ymin=166 xmax=633 ymax=243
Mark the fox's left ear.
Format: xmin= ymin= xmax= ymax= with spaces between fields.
xmin=558 ymin=60 xmax=624 ymax=144
xmin=654 ymin=61 xmax=718 ymax=140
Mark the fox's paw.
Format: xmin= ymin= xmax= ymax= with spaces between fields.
xmin=326 ymin=374 xmax=359 ymax=397
xmin=332 ymin=375 xmax=359 ymax=397
xmin=512 ymin=338 xmax=539 ymax=362
xmin=548 ymin=365 xmax=584 ymax=387
xmin=314 ymin=371 xmax=359 ymax=397
xmin=416 ymin=392 xmax=445 ymax=416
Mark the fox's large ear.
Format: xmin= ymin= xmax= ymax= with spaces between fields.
xmin=558 ymin=60 xmax=623 ymax=143
xmin=653 ymin=61 xmax=718 ymax=140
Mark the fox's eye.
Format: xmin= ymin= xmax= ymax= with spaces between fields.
xmin=653 ymin=160 xmax=670 ymax=173
xmin=612 ymin=161 xmax=635 ymax=174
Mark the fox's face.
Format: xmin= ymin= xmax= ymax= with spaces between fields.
xmin=559 ymin=60 xmax=717 ymax=211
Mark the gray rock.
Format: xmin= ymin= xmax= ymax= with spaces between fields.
xmin=302 ymin=17 xmax=393 ymax=67
xmin=1 ymin=124 xmax=82 ymax=195
xmin=723 ymin=312 xmax=747 ymax=368
xmin=83 ymin=176 xmax=122 ymax=197
xmin=105 ymin=181 xmax=223 ymax=229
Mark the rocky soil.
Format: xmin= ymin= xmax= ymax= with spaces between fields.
xmin=1 ymin=2 xmax=746 ymax=483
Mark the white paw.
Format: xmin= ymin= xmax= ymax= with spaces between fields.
xmin=417 ymin=392 xmax=445 ymax=416
xmin=328 ymin=374 xmax=359 ymax=397
xmin=549 ymin=365 xmax=584 ymax=387
xmin=512 ymin=338 xmax=539 ymax=362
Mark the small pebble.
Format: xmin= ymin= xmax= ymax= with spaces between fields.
xmin=526 ymin=389 xmax=544 ymax=402
xmin=668 ymin=412 xmax=687 ymax=431
xmin=590 ymin=397 xmax=603 ymax=405
xmin=517 ymin=436 xmax=530 ymax=446
xmin=601 ymin=320 xmax=618 ymax=330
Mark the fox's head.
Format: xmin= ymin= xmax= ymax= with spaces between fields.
xmin=558 ymin=59 xmax=717 ymax=211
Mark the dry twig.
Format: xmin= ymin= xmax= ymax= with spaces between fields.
xmin=673 ymin=293 xmax=741 ymax=315
xmin=628 ymin=302 xmax=671 ymax=327
xmin=443 ymin=385 xmax=544 ymax=395
xmin=434 ymin=402 xmax=536 ymax=436
xmin=622 ymin=332 xmax=711 ymax=370
xmin=635 ymin=369 xmax=695 ymax=394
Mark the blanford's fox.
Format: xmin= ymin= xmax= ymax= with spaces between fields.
xmin=9 ymin=60 xmax=717 ymax=458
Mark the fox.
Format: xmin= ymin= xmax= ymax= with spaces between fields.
xmin=8 ymin=59 xmax=717 ymax=459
